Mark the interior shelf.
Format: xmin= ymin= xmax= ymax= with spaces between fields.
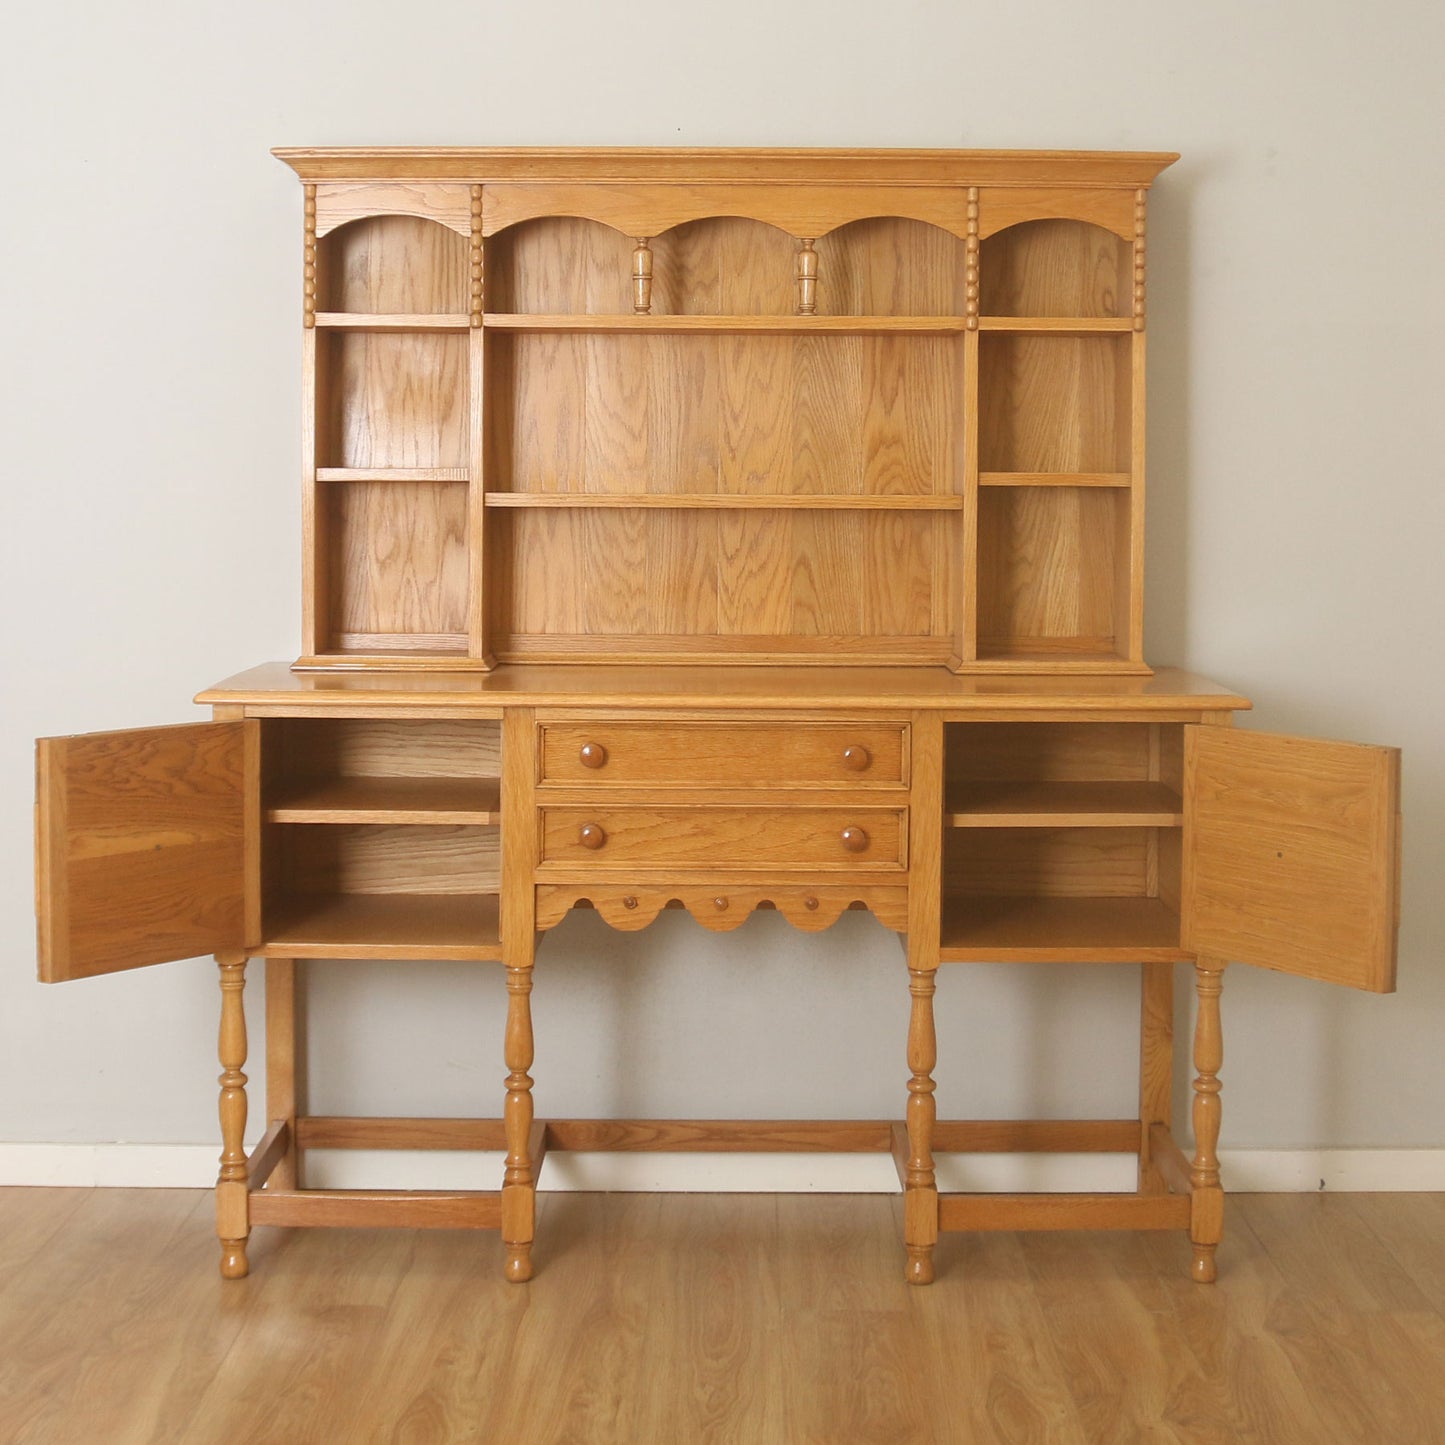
xmin=940 ymin=896 xmax=1187 ymax=963
xmin=946 ymin=781 xmax=1183 ymax=828
xmin=266 ymin=777 xmax=500 ymax=825
xmin=483 ymin=492 xmax=961 ymax=510
xmin=483 ymin=313 xmax=970 ymax=334
xmin=314 ymin=313 xmax=471 ymax=332
xmin=977 ymin=317 xmax=1134 ymax=333
xmin=316 ymin=468 xmax=469 ymax=483
xmin=978 ymin=472 xmax=1130 ymax=489
xmin=262 ymin=893 xmax=502 ymax=961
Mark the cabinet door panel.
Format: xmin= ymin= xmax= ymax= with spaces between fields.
xmin=37 ymin=721 xmax=255 ymax=981
xmin=1181 ymin=728 xmax=1400 ymax=991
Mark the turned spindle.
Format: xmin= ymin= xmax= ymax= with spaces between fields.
xmin=1190 ymin=960 xmax=1226 ymax=1282
xmin=302 ymin=185 xmax=317 ymax=329
xmin=964 ymin=187 xmax=980 ymax=330
xmin=216 ymin=953 xmax=250 ymax=1279
xmin=795 ymin=238 xmax=818 ymax=315
xmin=905 ymin=965 xmax=939 ymax=1284
xmin=503 ymin=964 xmax=536 ymax=1281
xmin=632 ymin=238 xmax=653 ymax=314
xmin=470 ymin=185 xmax=485 ymax=327
xmin=1133 ymin=189 xmax=1147 ymax=331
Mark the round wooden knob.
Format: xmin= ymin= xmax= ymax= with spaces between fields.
xmin=578 ymin=823 xmax=607 ymax=850
xmin=579 ymin=742 xmax=608 ymax=770
xmin=840 ymin=826 xmax=869 ymax=853
xmin=842 ymin=745 xmax=871 ymax=772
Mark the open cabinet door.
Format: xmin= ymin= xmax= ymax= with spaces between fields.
xmin=1181 ymin=727 xmax=1400 ymax=992
xmin=36 ymin=721 xmax=257 ymax=982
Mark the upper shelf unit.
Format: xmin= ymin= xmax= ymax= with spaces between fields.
xmin=280 ymin=148 xmax=1174 ymax=673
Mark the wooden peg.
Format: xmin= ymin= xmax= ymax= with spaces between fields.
xmin=470 ymin=185 xmax=485 ymax=327
xmin=964 ymin=187 xmax=980 ymax=330
xmin=795 ymin=238 xmax=818 ymax=315
xmin=632 ymin=238 xmax=653 ymax=314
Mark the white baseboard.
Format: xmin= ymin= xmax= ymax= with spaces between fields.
xmin=3 ymin=1143 xmax=1443 ymax=1193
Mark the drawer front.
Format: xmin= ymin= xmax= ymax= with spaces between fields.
xmin=538 ymin=806 xmax=908 ymax=871
xmin=538 ymin=722 xmax=908 ymax=788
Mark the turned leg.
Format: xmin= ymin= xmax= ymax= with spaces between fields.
xmin=905 ymin=964 xmax=939 ymax=1285
xmin=216 ymin=952 xmax=250 ymax=1279
xmin=502 ymin=964 xmax=537 ymax=1282
xmin=1190 ymin=959 xmax=1226 ymax=1282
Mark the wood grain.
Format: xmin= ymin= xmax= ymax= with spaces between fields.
xmin=977 ymin=486 xmax=1123 ymax=655
xmin=13 ymin=1188 xmax=1445 ymax=1443
xmin=260 ymin=892 xmax=501 ymax=960
xmin=944 ymin=825 xmax=1153 ymax=897
xmin=538 ymin=720 xmax=907 ymax=787
xmin=37 ymin=722 xmax=253 ymax=981
xmin=272 ymin=822 xmax=499 ymax=894
xmin=1182 ymin=727 xmax=1401 ymax=991
xmin=320 ymin=332 xmax=468 ymax=470
xmin=322 ymin=479 xmax=469 ymax=646
xmin=940 ymin=895 xmax=1188 ymax=962
xmin=317 ymin=213 xmax=469 ymax=313
xmin=980 ymin=218 xmax=1131 ymax=318
xmin=978 ymin=334 xmax=1131 ymax=473
xmin=537 ymin=805 xmax=906 ymax=871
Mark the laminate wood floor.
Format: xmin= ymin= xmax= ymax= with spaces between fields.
xmin=1 ymin=1189 xmax=1442 ymax=1444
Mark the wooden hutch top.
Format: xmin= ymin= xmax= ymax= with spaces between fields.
xmin=278 ymin=145 xmax=1177 ymax=676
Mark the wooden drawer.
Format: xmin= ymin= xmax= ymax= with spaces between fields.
xmin=538 ymin=806 xmax=908 ymax=871
xmin=538 ymin=722 xmax=908 ymax=788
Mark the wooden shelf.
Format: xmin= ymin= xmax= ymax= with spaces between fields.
xmin=313 ymin=313 xmax=471 ymax=332
xmin=262 ymin=893 xmax=502 ymax=960
xmin=940 ymin=897 xmax=1187 ymax=963
xmin=485 ymin=493 xmax=962 ymax=510
xmin=946 ymin=781 xmax=1184 ymax=828
xmin=978 ymin=472 xmax=1131 ymax=489
xmin=484 ymin=313 xmax=970 ymax=334
xmin=266 ymin=777 xmax=500 ymax=825
xmin=977 ymin=317 xmax=1134 ymax=333
xmin=316 ymin=469 xmax=469 ymax=483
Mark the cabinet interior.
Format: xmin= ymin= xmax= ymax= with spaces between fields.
xmin=259 ymin=719 xmax=503 ymax=957
xmin=941 ymin=722 xmax=1185 ymax=959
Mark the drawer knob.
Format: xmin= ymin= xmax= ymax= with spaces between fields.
xmin=842 ymin=745 xmax=871 ymax=772
xmin=840 ymin=826 xmax=869 ymax=853
xmin=578 ymin=823 xmax=607 ymax=850
xmin=579 ymin=742 xmax=609 ymax=770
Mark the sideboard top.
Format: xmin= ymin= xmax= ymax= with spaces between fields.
xmin=197 ymin=663 xmax=1247 ymax=715
xmin=273 ymin=147 xmax=1179 ymax=187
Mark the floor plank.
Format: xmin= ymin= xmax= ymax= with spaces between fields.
xmin=0 ymin=1189 xmax=1442 ymax=1445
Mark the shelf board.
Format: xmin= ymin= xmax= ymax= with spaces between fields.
xmin=484 ymin=492 xmax=962 ymax=510
xmin=313 ymin=313 xmax=471 ymax=332
xmin=978 ymin=472 xmax=1131 ymax=488
xmin=977 ymin=317 xmax=1134 ymax=333
xmin=484 ymin=313 xmax=969 ymax=335
xmin=262 ymin=893 xmax=502 ymax=960
xmin=316 ymin=468 xmax=469 ymax=483
xmin=266 ymin=777 xmax=500 ymax=825
xmin=940 ymin=896 xmax=1187 ymax=963
xmin=946 ymin=781 xmax=1184 ymax=828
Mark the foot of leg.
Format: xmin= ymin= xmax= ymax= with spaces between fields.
xmin=504 ymin=1242 xmax=534 ymax=1283
xmin=220 ymin=1238 xmax=249 ymax=1279
xmin=905 ymin=1246 xmax=935 ymax=1285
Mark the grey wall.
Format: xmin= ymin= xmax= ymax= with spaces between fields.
xmin=2 ymin=0 xmax=1441 ymax=1158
